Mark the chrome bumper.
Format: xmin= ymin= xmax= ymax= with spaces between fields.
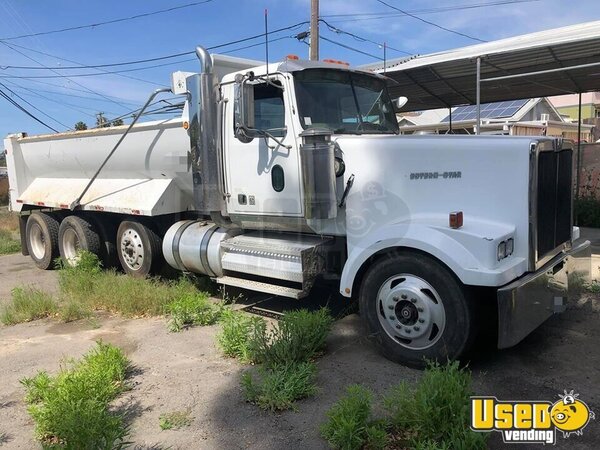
xmin=497 ymin=240 xmax=592 ymax=349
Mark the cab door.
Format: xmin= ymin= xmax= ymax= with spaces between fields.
xmin=223 ymin=75 xmax=303 ymax=217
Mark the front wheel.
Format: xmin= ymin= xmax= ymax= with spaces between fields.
xmin=359 ymin=251 xmax=477 ymax=368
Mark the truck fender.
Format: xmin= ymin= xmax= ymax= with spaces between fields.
xmin=340 ymin=223 xmax=511 ymax=297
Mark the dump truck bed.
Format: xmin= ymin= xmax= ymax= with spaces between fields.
xmin=5 ymin=118 xmax=193 ymax=216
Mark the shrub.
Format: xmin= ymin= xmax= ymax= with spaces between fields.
xmin=21 ymin=341 xmax=130 ymax=449
xmin=0 ymin=229 xmax=20 ymax=255
xmin=166 ymin=292 xmax=223 ymax=332
xmin=249 ymin=308 xmax=333 ymax=367
xmin=575 ymin=196 xmax=600 ymax=228
xmin=0 ymin=287 xmax=57 ymax=325
xmin=320 ymin=385 xmax=376 ymax=450
xmin=241 ymin=362 xmax=318 ymax=412
xmin=217 ymin=309 xmax=263 ymax=361
xmin=382 ymin=361 xmax=487 ymax=449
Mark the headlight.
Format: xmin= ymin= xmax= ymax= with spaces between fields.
xmin=497 ymin=241 xmax=507 ymax=261
xmin=506 ymin=238 xmax=514 ymax=256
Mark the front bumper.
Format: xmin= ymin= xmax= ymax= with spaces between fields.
xmin=497 ymin=240 xmax=591 ymax=349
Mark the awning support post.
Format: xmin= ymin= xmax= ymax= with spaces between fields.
xmin=575 ymin=92 xmax=582 ymax=202
xmin=476 ymin=56 xmax=481 ymax=135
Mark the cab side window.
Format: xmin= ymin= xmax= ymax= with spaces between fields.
xmin=254 ymin=82 xmax=285 ymax=137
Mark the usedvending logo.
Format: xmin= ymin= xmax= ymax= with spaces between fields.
xmin=471 ymin=390 xmax=595 ymax=444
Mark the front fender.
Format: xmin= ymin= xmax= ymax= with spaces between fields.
xmin=340 ymin=221 xmax=527 ymax=297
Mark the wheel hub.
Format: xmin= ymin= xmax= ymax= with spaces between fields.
xmin=62 ymin=228 xmax=81 ymax=265
xmin=120 ymin=229 xmax=144 ymax=270
xmin=377 ymin=274 xmax=446 ymax=350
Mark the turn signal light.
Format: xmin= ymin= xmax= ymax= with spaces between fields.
xmin=286 ymin=54 xmax=299 ymax=60
xmin=449 ymin=211 xmax=463 ymax=229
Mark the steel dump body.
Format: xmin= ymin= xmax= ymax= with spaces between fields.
xmin=5 ymin=118 xmax=193 ymax=216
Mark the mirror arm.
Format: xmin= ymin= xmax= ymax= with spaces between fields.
xmin=261 ymin=129 xmax=291 ymax=150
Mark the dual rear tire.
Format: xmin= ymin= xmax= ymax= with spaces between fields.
xmin=24 ymin=213 xmax=163 ymax=277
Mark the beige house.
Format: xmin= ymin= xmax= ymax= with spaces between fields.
xmin=398 ymin=98 xmax=593 ymax=141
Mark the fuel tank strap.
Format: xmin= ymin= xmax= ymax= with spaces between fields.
xmin=172 ymin=220 xmax=197 ymax=271
xmin=200 ymin=224 xmax=219 ymax=277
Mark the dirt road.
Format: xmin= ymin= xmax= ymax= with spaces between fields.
xmin=0 ymin=252 xmax=598 ymax=449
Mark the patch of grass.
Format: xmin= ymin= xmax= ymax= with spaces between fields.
xmin=0 ymin=229 xmax=20 ymax=255
xmin=321 ymin=362 xmax=488 ymax=450
xmin=0 ymin=211 xmax=20 ymax=255
xmin=216 ymin=308 xmax=264 ymax=361
xmin=59 ymin=251 xmax=211 ymax=319
xmin=241 ymin=362 xmax=318 ymax=412
xmin=320 ymin=384 xmax=383 ymax=450
xmin=159 ymin=408 xmax=193 ymax=430
xmin=166 ymin=292 xmax=223 ymax=332
xmin=0 ymin=287 xmax=57 ymax=325
xmin=21 ymin=341 xmax=130 ymax=449
xmin=249 ymin=308 xmax=333 ymax=367
xmin=382 ymin=361 xmax=486 ymax=448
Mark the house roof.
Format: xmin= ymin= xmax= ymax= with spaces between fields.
xmin=360 ymin=20 xmax=600 ymax=112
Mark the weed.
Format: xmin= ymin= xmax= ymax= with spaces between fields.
xmin=0 ymin=229 xmax=20 ymax=255
xmin=249 ymin=308 xmax=333 ymax=367
xmin=166 ymin=292 xmax=223 ymax=332
xmin=159 ymin=408 xmax=193 ymax=430
xmin=320 ymin=384 xmax=375 ymax=450
xmin=321 ymin=362 xmax=488 ymax=450
xmin=0 ymin=287 xmax=57 ymax=325
xmin=21 ymin=341 xmax=130 ymax=449
xmin=382 ymin=361 xmax=487 ymax=449
xmin=0 ymin=211 xmax=20 ymax=255
xmin=217 ymin=309 xmax=263 ymax=361
xmin=241 ymin=362 xmax=318 ymax=412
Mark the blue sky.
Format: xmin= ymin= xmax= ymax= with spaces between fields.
xmin=0 ymin=0 xmax=599 ymax=138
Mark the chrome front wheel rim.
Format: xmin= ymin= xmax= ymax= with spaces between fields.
xmin=377 ymin=274 xmax=446 ymax=350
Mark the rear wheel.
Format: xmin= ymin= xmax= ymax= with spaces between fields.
xmin=116 ymin=220 xmax=162 ymax=277
xmin=359 ymin=251 xmax=477 ymax=368
xmin=58 ymin=215 xmax=101 ymax=266
xmin=25 ymin=212 xmax=60 ymax=270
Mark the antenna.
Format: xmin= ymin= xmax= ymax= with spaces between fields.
xmin=265 ymin=8 xmax=269 ymax=77
xmin=384 ymin=42 xmax=387 ymax=74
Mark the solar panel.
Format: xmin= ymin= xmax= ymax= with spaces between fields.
xmin=441 ymin=99 xmax=528 ymax=123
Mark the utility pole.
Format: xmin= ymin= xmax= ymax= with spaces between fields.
xmin=309 ymin=0 xmax=319 ymax=60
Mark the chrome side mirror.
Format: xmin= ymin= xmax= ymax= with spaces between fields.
xmin=394 ymin=96 xmax=408 ymax=110
xmin=234 ymin=74 xmax=257 ymax=142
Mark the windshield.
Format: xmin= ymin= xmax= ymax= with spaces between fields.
xmin=293 ymin=69 xmax=399 ymax=134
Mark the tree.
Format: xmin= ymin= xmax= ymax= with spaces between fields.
xmin=74 ymin=121 xmax=88 ymax=131
xmin=112 ymin=118 xmax=124 ymax=126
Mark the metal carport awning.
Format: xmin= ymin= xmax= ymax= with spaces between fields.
xmin=359 ymin=20 xmax=600 ymax=113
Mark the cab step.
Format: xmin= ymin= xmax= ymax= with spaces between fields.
xmin=215 ymin=275 xmax=307 ymax=299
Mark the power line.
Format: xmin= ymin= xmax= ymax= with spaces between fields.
xmin=0 ymin=81 xmax=70 ymax=128
xmin=319 ymin=19 xmax=412 ymax=55
xmin=0 ymin=86 xmax=59 ymax=132
xmin=0 ymin=21 xmax=308 ymax=74
xmin=0 ymin=40 xmax=132 ymax=109
xmin=374 ymin=0 xmax=486 ymax=43
xmin=322 ymin=0 xmax=540 ymax=20
xmin=320 ymin=35 xmax=382 ymax=60
xmin=0 ymin=0 xmax=215 ymax=41
xmin=0 ymin=41 xmax=165 ymax=86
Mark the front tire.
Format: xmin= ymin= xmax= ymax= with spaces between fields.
xmin=116 ymin=220 xmax=162 ymax=277
xmin=58 ymin=215 xmax=101 ymax=266
xmin=25 ymin=212 xmax=60 ymax=270
xmin=359 ymin=251 xmax=477 ymax=368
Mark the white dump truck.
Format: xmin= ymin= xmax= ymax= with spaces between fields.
xmin=5 ymin=47 xmax=591 ymax=367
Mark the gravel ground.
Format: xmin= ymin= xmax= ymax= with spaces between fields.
xmin=0 ymin=248 xmax=598 ymax=449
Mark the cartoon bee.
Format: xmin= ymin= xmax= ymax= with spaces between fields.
xmin=550 ymin=390 xmax=595 ymax=438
